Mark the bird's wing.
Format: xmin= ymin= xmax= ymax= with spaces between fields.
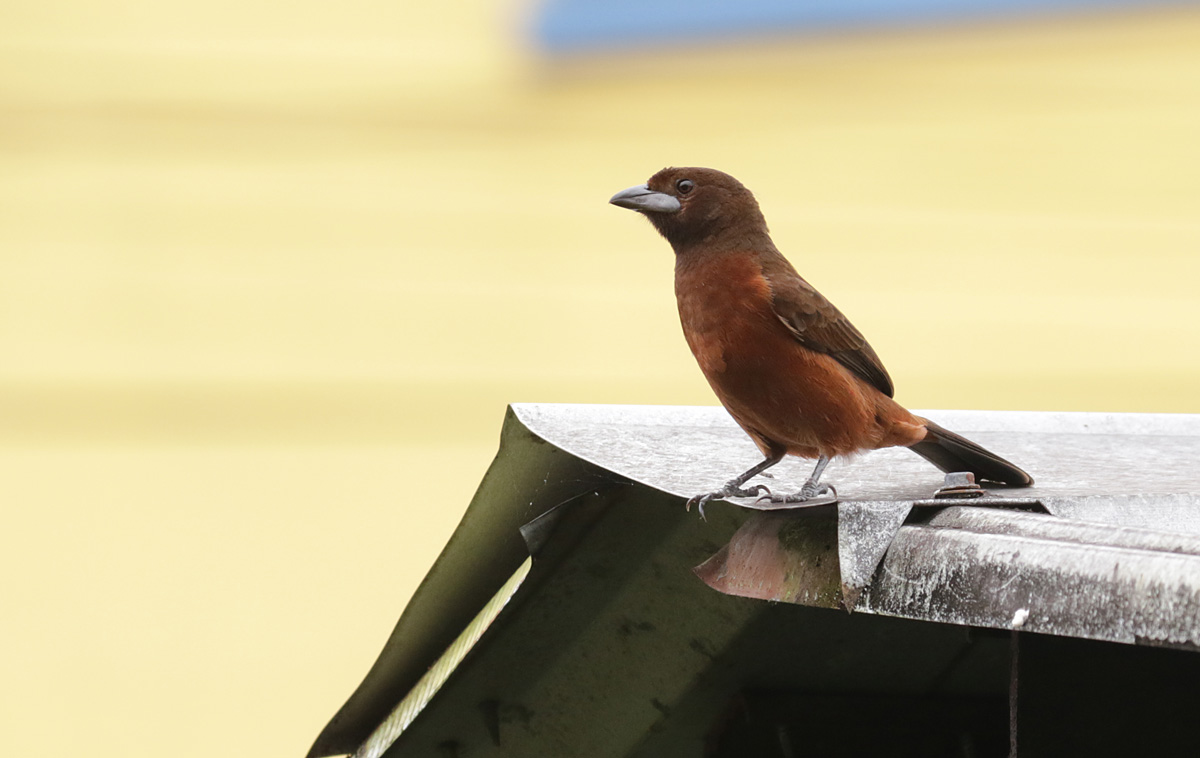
xmin=767 ymin=268 xmax=895 ymax=398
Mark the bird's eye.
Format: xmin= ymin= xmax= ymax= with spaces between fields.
xmin=675 ymin=179 xmax=695 ymax=195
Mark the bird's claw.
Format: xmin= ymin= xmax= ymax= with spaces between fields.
xmin=685 ymin=492 xmax=721 ymax=522
xmin=800 ymin=481 xmax=836 ymax=499
xmin=755 ymin=484 xmax=838 ymax=504
xmin=686 ymin=483 xmax=773 ymax=521
xmin=685 ymin=493 xmax=712 ymax=514
xmin=736 ymin=484 xmax=772 ymax=499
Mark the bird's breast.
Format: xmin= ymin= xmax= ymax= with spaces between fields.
xmin=674 ymin=253 xmax=777 ymax=376
xmin=673 ymin=251 xmax=898 ymax=458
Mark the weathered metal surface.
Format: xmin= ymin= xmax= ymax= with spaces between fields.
xmin=311 ymin=403 xmax=1200 ymax=758
xmin=1040 ymin=493 xmax=1200 ymax=536
xmin=511 ymin=404 xmax=1200 ymax=525
xmin=351 ymin=559 xmax=534 ymax=758
xmin=694 ymin=502 xmax=919 ymax=612
xmin=836 ymin=501 xmax=913 ymax=609
xmin=700 ymin=502 xmax=1200 ymax=648
xmin=367 ymin=483 xmax=760 ymax=758
xmin=307 ymin=408 xmax=621 ymax=758
xmin=694 ymin=508 xmax=842 ymax=608
xmin=861 ymin=507 xmax=1200 ymax=649
xmin=512 ymin=403 xmax=1200 ymax=644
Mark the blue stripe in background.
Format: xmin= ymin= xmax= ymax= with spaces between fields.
xmin=533 ymin=0 xmax=1186 ymax=54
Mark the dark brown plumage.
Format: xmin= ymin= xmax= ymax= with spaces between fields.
xmin=610 ymin=167 xmax=1032 ymax=509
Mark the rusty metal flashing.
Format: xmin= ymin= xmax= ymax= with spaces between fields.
xmin=309 ymin=404 xmax=1200 ymax=758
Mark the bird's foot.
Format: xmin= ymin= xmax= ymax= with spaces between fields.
xmin=686 ymin=482 xmax=772 ymax=521
xmin=755 ymin=483 xmax=838 ymax=505
xmin=801 ymin=479 xmax=834 ymax=499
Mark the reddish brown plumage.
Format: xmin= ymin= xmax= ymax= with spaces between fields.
xmin=610 ymin=167 xmax=1032 ymax=500
xmin=675 ymin=247 xmax=926 ymax=461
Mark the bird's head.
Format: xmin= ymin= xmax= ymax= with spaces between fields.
xmin=609 ymin=167 xmax=770 ymax=254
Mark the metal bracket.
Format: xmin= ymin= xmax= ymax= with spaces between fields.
xmin=933 ymin=471 xmax=987 ymax=500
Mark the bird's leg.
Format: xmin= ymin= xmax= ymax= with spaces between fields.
xmin=760 ymin=455 xmax=838 ymax=504
xmin=799 ymin=455 xmax=833 ymax=498
xmin=687 ymin=452 xmax=784 ymax=518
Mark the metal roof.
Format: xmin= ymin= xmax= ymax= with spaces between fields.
xmin=308 ymin=404 xmax=1200 ymax=758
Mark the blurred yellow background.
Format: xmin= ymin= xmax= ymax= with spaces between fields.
xmin=2 ymin=2 xmax=1198 ymax=756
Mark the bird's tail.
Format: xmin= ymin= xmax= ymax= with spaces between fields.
xmin=909 ymin=418 xmax=1033 ymax=486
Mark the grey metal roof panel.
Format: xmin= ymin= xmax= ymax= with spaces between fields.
xmin=309 ymin=403 xmax=1200 ymax=758
xmin=869 ymin=507 xmax=1200 ymax=648
xmin=512 ymin=403 xmax=1200 ymax=531
xmin=696 ymin=505 xmax=1200 ymax=649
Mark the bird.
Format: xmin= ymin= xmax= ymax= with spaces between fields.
xmin=609 ymin=167 xmax=1032 ymax=513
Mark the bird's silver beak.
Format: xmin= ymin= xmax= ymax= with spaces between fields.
xmin=609 ymin=184 xmax=681 ymax=213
